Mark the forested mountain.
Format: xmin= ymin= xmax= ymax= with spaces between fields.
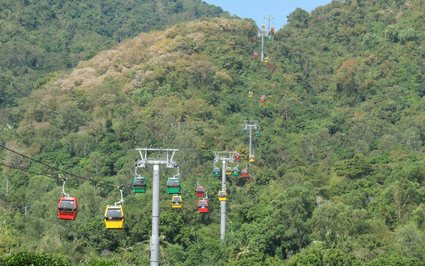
xmin=0 ymin=0 xmax=227 ymax=109
xmin=2 ymin=0 xmax=425 ymax=265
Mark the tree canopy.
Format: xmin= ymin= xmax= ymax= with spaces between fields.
xmin=2 ymin=0 xmax=425 ymax=264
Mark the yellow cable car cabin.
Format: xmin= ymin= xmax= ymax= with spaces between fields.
xmin=172 ymin=195 xmax=183 ymax=208
xmin=261 ymin=24 xmax=265 ymax=29
xmin=225 ymin=166 xmax=232 ymax=175
xmin=264 ymin=57 xmax=269 ymax=63
xmin=249 ymin=91 xmax=253 ymax=98
xmin=104 ymin=205 xmax=125 ymax=229
xmin=249 ymin=155 xmax=255 ymax=162
xmin=218 ymin=190 xmax=227 ymax=201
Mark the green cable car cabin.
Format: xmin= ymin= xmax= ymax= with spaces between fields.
xmin=232 ymin=167 xmax=239 ymax=176
xmin=133 ymin=176 xmax=146 ymax=193
xmin=167 ymin=177 xmax=181 ymax=194
xmin=255 ymin=130 xmax=260 ymax=137
xmin=242 ymin=127 xmax=247 ymax=134
xmin=213 ymin=167 xmax=221 ymax=177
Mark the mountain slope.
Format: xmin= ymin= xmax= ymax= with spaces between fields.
xmin=0 ymin=0 xmax=228 ymax=108
xmin=2 ymin=0 xmax=425 ymax=265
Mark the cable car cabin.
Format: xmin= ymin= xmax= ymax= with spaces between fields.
xmin=255 ymin=130 xmax=260 ymax=137
xmin=58 ymin=196 xmax=77 ymax=220
xmin=167 ymin=177 xmax=181 ymax=194
xmin=133 ymin=176 xmax=146 ymax=193
xmin=225 ymin=166 xmax=232 ymax=175
xmin=242 ymin=128 xmax=247 ymax=134
xmin=104 ymin=205 xmax=124 ymax=229
xmin=258 ymin=35 xmax=262 ymax=40
xmin=271 ymin=26 xmax=275 ymax=32
xmin=241 ymin=169 xmax=248 ymax=178
xmin=235 ymin=153 xmax=241 ymax=160
xmin=264 ymin=57 xmax=269 ymax=63
xmin=218 ymin=191 xmax=227 ymax=201
xmin=261 ymin=96 xmax=265 ymax=102
xmin=172 ymin=195 xmax=182 ymax=209
xmin=232 ymin=167 xmax=239 ymax=176
xmin=261 ymin=24 xmax=265 ymax=29
xmin=248 ymin=91 xmax=253 ymax=98
xmin=254 ymin=52 xmax=258 ymax=59
xmin=213 ymin=167 xmax=221 ymax=177
xmin=198 ymin=200 xmax=209 ymax=213
xmin=249 ymin=155 xmax=255 ymax=162
xmin=196 ymin=186 xmax=205 ymax=197
xmin=268 ymin=36 xmax=272 ymax=41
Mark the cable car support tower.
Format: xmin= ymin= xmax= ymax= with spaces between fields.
xmin=243 ymin=120 xmax=259 ymax=159
xmin=213 ymin=151 xmax=235 ymax=241
xmin=135 ymin=148 xmax=179 ymax=266
xmin=258 ymin=14 xmax=274 ymax=62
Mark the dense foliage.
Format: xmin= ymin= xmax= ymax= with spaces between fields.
xmin=2 ymin=0 xmax=425 ymax=264
xmin=0 ymin=0 xmax=227 ymax=109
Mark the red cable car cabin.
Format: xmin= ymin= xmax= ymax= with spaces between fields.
xmin=241 ymin=169 xmax=248 ymax=178
xmin=196 ymin=186 xmax=205 ymax=197
xmin=254 ymin=52 xmax=258 ymax=59
xmin=271 ymin=26 xmax=275 ymax=32
xmin=235 ymin=153 xmax=241 ymax=160
xmin=260 ymin=96 xmax=265 ymax=102
xmin=58 ymin=196 xmax=77 ymax=220
xmin=198 ymin=200 xmax=209 ymax=213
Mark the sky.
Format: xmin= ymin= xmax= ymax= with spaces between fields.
xmin=203 ymin=0 xmax=333 ymax=30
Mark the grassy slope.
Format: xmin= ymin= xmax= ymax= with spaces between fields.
xmin=0 ymin=0 xmax=227 ymax=108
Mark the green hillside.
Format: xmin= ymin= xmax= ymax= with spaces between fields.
xmin=0 ymin=0 xmax=228 ymax=109
xmin=2 ymin=0 xmax=425 ymax=265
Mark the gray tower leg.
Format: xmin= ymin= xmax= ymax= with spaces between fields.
xmin=249 ymin=126 xmax=252 ymax=157
xmin=261 ymin=35 xmax=264 ymax=62
xmin=150 ymin=164 xmax=160 ymax=266
xmin=220 ymin=160 xmax=226 ymax=241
